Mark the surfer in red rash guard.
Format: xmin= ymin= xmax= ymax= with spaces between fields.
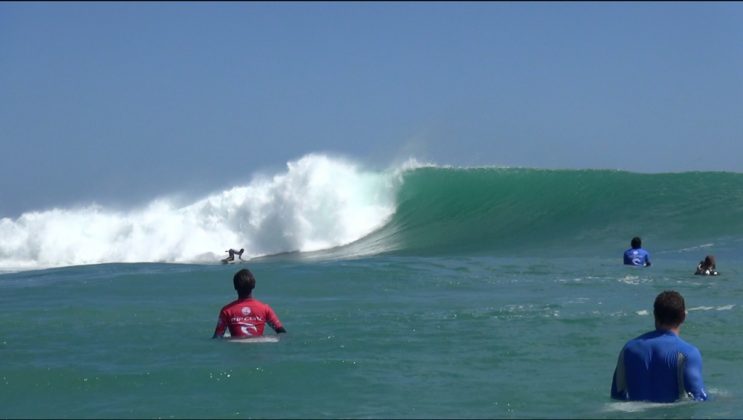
xmin=213 ymin=268 xmax=286 ymax=339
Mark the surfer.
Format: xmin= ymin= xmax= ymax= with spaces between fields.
xmin=223 ymin=248 xmax=244 ymax=263
xmin=623 ymin=237 xmax=651 ymax=267
xmin=610 ymin=290 xmax=707 ymax=403
xmin=695 ymin=255 xmax=719 ymax=276
xmin=213 ymin=268 xmax=286 ymax=339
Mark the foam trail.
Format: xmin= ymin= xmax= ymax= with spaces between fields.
xmin=0 ymin=154 xmax=400 ymax=271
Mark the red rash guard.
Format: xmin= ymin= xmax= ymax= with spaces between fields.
xmin=213 ymin=298 xmax=284 ymax=338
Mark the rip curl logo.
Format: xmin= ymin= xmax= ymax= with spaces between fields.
xmin=240 ymin=323 xmax=258 ymax=336
xmin=241 ymin=307 xmax=252 ymax=316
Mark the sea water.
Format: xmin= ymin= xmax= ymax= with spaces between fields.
xmin=2 ymin=257 xmax=741 ymax=418
xmin=2 ymin=156 xmax=743 ymax=418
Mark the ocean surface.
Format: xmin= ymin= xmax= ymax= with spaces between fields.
xmin=2 ymin=156 xmax=743 ymax=418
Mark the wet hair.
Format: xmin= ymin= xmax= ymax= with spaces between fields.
xmin=654 ymin=290 xmax=686 ymax=327
xmin=631 ymin=237 xmax=642 ymax=249
xmin=703 ymin=255 xmax=716 ymax=269
xmin=233 ymin=268 xmax=256 ymax=297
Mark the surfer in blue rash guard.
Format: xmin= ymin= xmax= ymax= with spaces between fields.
xmin=623 ymin=237 xmax=651 ymax=267
xmin=611 ymin=290 xmax=708 ymax=403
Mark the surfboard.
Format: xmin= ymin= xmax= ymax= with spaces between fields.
xmin=227 ymin=336 xmax=279 ymax=344
xmin=221 ymin=259 xmax=245 ymax=264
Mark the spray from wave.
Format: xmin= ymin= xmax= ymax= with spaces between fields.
xmin=0 ymin=154 xmax=411 ymax=271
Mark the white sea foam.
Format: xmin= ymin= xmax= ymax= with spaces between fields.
xmin=0 ymin=154 xmax=402 ymax=271
xmin=676 ymin=243 xmax=714 ymax=253
xmin=618 ymin=275 xmax=641 ymax=285
xmin=688 ymin=305 xmax=735 ymax=312
xmin=603 ymin=399 xmax=694 ymax=413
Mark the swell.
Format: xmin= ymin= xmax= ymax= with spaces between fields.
xmin=337 ymin=168 xmax=743 ymax=258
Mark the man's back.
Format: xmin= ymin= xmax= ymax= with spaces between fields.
xmin=214 ymin=297 xmax=283 ymax=338
xmin=624 ymin=247 xmax=650 ymax=266
xmin=611 ymin=329 xmax=707 ymax=402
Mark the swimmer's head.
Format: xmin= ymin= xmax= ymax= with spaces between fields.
xmin=654 ymin=290 xmax=686 ymax=329
xmin=631 ymin=237 xmax=642 ymax=249
xmin=233 ymin=268 xmax=256 ymax=298
xmin=704 ymin=255 xmax=716 ymax=269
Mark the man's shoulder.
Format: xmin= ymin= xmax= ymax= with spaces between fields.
xmin=676 ymin=336 xmax=703 ymax=357
xmin=626 ymin=330 xmax=698 ymax=350
xmin=220 ymin=298 xmax=244 ymax=311
xmin=251 ymin=298 xmax=273 ymax=309
xmin=237 ymin=297 xmax=272 ymax=310
xmin=220 ymin=298 xmax=273 ymax=313
xmin=624 ymin=330 xmax=665 ymax=347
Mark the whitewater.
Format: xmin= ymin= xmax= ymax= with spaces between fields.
xmin=0 ymin=154 xmax=417 ymax=271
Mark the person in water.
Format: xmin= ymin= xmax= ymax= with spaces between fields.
xmin=223 ymin=248 xmax=244 ymax=262
xmin=623 ymin=237 xmax=651 ymax=267
xmin=695 ymin=255 xmax=719 ymax=276
xmin=213 ymin=268 xmax=286 ymax=339
xmin=610 ymin=290 xmax=707 ymax=403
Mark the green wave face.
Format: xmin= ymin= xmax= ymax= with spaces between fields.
xmin=348 ymin=167 xmax=743 ymax=258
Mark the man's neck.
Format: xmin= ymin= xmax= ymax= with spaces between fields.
xmin=656 ymin=323 xmax=680 ymax=335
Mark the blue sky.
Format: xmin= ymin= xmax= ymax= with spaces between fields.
xmin=2 ymin=2 xmax=742 ymax=217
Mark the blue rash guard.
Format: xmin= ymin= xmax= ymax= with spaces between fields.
xmin=611 ymin=329 xmax=708 ymax=403
xmin=624 ymin=248 xmax=651 ymax=266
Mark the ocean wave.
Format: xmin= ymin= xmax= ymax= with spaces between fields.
xmin=688 ymin=305 xmax=736 ymax=312
xmin=0 ymin=154 xmax=401 ymax=270
xmin=4 ymin=156 xmax=743 ymax=270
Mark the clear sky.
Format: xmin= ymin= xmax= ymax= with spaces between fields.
xmin=2 ymin=2 xmax=742 ymax=217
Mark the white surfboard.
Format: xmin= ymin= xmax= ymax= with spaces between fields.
xmin=227 ymin=336 xmax=279 ymax=344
